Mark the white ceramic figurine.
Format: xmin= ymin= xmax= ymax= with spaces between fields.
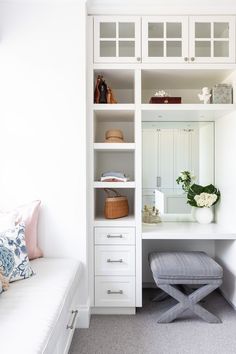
xmin=198 ymin=87 xmax=211 ymax=104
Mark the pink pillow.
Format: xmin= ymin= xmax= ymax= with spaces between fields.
xmin=15 ymin=200 xmax=43 ymax=260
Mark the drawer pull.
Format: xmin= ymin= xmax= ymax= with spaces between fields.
xmin=107 ymin=290 xmax=123 ymax=295
xmin=107 ymin=234 xmax=123 ymax=238
xmin=67 ymin=310 xmax=78 ymax=330
xmin=107 ymin=259 xmax=123 ymax=263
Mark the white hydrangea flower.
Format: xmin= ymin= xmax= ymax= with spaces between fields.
xmin=180 ymin=172 xmax=187 ymax=180
xmin=194 ymin=193 xmax=217 ymax=208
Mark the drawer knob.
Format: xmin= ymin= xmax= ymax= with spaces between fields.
xmin=107 ymin=259 xmax=123 ymax=263
xmin=107 ymin=234 xmax=123 ymax=238
xmin=107 ymin=290 xmax=123 ymax=295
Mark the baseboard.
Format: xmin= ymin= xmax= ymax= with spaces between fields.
xmin=91 ymin=307 xmax=136 ymax=315
xmin=77 ymin=303 xmax=91 ymax=328
xmin=219 ymin=288 xmax=236 ymax=310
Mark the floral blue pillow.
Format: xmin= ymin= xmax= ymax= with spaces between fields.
xmin=0 ymin=223 xmax=34 ymax=282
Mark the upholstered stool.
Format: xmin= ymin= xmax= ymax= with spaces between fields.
xmin=149 ymin=251 xmax=223 ymax=323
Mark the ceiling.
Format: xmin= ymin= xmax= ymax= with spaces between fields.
xmin=87 ymin=0 xmax=236 ymax=15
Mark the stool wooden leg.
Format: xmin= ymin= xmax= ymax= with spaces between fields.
xmin=157 ymin=283 xmax=222 ymax=323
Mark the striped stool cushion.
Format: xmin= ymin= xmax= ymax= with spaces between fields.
xmin=149 ymin=251 xmax=223 ymax=284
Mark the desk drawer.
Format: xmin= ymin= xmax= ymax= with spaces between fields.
xmin=95 ymin=245 xmax=135 ymax=276
xmin=95 ymin=227 xmax=135 ymax=245
xmin=95 ymin=276 xmax=135 ymax=307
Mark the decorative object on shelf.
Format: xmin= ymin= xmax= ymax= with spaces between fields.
xmin=105 ymin=129 xmax=124 ymax=143
xmin=142 ymin=205 xmax=161 ymax=224
xmin=150 ymin=90 xmax=181 ymax=104
xmin=176 ymin=170 xmax=195 ymax=193
xmin=198 ymin=87 xmax=211 ymax=104
xmin=104 ymin=188 xmax=129 ymax=219
xmin=211 ymin=84 xmax=233 ymax=104
xmin=154 ymin=90 xmax=170 ymax=97
xmin=187 ymin=184 xmax=221 ymax=224
xmin=100 ymin=171 xmax=129 ymax=182
xmin=94 ymin=75 xmax=101 ymax=104
xmin=107 ymin=87 xmax=117 ymax=104
xmin=94 ymin=75 xmax=117 ymax=104
xmin=98 ymin=76 xmax=108 ymax=103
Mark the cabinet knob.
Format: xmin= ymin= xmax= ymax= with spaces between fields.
xmin=190 ymin=57 xmax=195 ymax=61
xmin=184 ymin=57 xmax=188 ymax=62
xmin=137 ymin=57 xmax=141 ymax=62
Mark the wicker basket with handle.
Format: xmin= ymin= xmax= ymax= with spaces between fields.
xmin=104 ymin=188 xmax=129 ymax=219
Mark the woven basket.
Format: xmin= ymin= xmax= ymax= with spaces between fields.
xmin=104 ymin=188 xmax=129 ymax=219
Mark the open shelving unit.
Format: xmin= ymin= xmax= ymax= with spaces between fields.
xmin=92 ymin=67 xmax=138 ymax=228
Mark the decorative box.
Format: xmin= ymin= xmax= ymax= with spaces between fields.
xmin=211 ymin=84 xmax=233 ymax=104
xmin=142 ymin=205 xmax=161 ymax=224
xmin=149 ymin=97 xmax=182 ymax=104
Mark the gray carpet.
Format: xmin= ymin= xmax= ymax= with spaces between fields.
xmin=69 ymin=289 xmax=236 ymax=354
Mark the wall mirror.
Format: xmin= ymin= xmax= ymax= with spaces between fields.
xmin=142 ymin=121 xmax=214 ymax=221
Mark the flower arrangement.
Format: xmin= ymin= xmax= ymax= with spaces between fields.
xmin=154 ymin=90 xmax=170 ymax=97
xmin=187 ymin=184 xmax=220 ymax=208
xmin=176 ymin=170 xmax=195 ymax=192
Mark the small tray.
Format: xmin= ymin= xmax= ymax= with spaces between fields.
xmin=149 ymin=97 xmax=181 ymax=104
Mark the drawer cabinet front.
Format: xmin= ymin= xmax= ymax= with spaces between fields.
xmin=95 ymin=227 xmax=135 ymax=245
xmin=95 ymin=245 xmax=135 ymax=276
xmin=95 ymin=276 xmax=135 ymax=307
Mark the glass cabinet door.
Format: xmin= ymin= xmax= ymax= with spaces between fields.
xmin=142 ymin=16 xmax=188 ymax=63
xmin=189 ymin=16 xmax=235 ymax=63
xmin=94 ymin=16 xmax=141 ymax=63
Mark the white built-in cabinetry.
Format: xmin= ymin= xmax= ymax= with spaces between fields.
xmin=94 ymin=15 xmax=235 ymax=63
xmin=88 ymin=13 xmax=236 ymax=313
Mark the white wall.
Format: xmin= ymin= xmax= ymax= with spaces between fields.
xmin=215 ymin=110 xmax=236 ymax=306
xmin=0 ymin=0 xmax=89 ymax=324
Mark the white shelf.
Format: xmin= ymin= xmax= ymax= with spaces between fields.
xmin=142 ymin=222 xmax=236 ymax=240
xmin=94 ymin=215 xmax=136 ymax=227
xmin=94 ymin=143 xmax=135 ymax=151
xmin=93 ymin=104 xmax=135 ymax=111
xmin=142 ymin=104 xmax=236 ymax=121
xmin=94 ymin=181 xmax=135 ymax=188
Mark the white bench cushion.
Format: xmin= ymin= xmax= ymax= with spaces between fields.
xmin=0 ymin=258 xmax=81 ymax=354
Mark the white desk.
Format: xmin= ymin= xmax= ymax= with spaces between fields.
xmin=142 ymin=222 xmax=236 ymax=240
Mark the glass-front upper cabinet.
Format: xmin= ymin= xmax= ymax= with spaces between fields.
xmin=189 ymin=16 xmax=235 ymax=63
xmin=142 ymin=16 xmax=188 ymax=63
xmin=94 ymin=16 xmax=141 ymax=63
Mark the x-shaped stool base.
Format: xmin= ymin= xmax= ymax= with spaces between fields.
xmin=157 ymin=283 xmax=221 ymax=323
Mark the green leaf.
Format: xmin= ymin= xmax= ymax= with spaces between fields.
xmin=203 ymin=184 xmax=216 ymax=194
xmin=187 ymin=199 xmax=197 ymax=207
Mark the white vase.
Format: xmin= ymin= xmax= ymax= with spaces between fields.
xmin=194 ymin=207 xmax=214 ymax=224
